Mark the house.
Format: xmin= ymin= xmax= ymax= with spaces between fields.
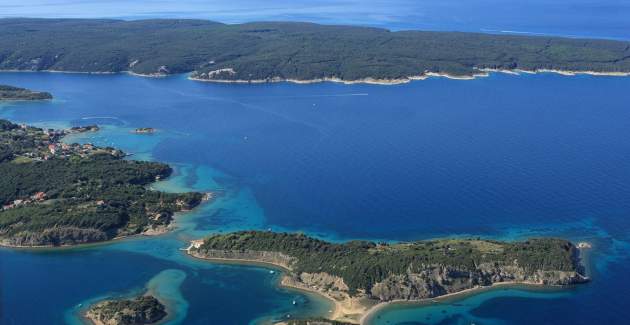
xmin=31 ymin=192 xmax=46 ymax=201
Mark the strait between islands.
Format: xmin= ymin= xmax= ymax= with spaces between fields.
xmin=0 ymin=84 xmax=594 ymax=325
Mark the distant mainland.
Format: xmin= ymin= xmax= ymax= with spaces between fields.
xmin=0 ymin=18 xmax=629 ymax=84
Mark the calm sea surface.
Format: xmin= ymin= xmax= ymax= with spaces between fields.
xmin=1 ymin=71 xmax=630 ymax=324
xmin=1 ymin=0 xmax=630 ymax=40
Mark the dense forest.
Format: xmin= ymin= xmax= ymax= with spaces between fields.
xmin=0 ymin=119 xmax=203 ymax=246
xmin=86 ymin=295 xmax=167 ymax=325
xmin=0 ymin=84 xmax=52 ymax=100
xmin=1 ymin=19 xmax=629 ymax=82
xmin=196 ymin=231 xmax=583 ymax=294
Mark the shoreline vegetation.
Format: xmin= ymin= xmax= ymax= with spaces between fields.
xmin=84 ymin=295 xmax=167 ymax=325
xmin=187 ymin=232 xmax=590 ymax=324
xmin=0 ymin=117 xmax=211 ymax=248
xmin=1 ymin=18 xmax=629 ymax=84
xmin=0 ymin=84 xmax=52 ymax=100
xmin=1 ymin=67 xmax=628 ymax=87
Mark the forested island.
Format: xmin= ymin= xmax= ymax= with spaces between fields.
xmin=188 ymin=231 xmax=589 ymax=323
xmin=0 ymin=119 xmax=204 ymax=247
xmin=1 ymin=19 xmax=629 ymax=83
xmin=85 ymin=295 xmax=167 ymax=325
xmin=0 ymin=84 xmax=52 ymax=100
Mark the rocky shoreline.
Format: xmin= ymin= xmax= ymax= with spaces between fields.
xmin=84 ymin=295 xmax=167 ymax=325
xmin=188 ymin=67 xmax=630 ymax=85
xmin=186 ymin=232 xmax=590 ymax=324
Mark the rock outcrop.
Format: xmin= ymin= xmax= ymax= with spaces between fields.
xmin=370 ymin=264 xmax=587 ymax=301
xmin=1 ymin=227 xmax=108 ymax=247
xmin=188 ymin=249 xmax=295 ymax=270
xmin=85 ymin=295 xmax=166 ymax=325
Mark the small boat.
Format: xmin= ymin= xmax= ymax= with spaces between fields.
xmin=292 ymin=300 xmax=297 ymax=305
xmin=269 ymin=270 xmax=275 ymax=274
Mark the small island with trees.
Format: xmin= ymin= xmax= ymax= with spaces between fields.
xmin=188 ymin=231 xmax=589 ymax=323
xmin=85 ymin=295 xmax=167 ymax=325
xmin=0 ymin=119 xmax=205 ymax=247
xmin=133 ymin=128 xmax=156 ymax=134
xmin=0 ymin=84 xmax=52 ymax=100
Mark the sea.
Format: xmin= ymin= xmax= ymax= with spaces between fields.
xmin=1 ymin=1 xmax=630 ymax=325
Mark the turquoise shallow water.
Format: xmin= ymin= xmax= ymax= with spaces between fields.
xmin=1 ymin=71 xmax=630 ymax=324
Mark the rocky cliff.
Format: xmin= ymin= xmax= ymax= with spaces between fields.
xmin=189 ymin=232 xmax=589 ymax=304
xmin=0 ymin=227 xmax=108 ymax=247
xmin=188 ymin=249 xmax=295 ymax=270
xmin=370 ymin=264 xmax=587 ymax=301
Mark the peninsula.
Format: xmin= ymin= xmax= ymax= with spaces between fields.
xmin=85 ymin=295 xmax=167 ymax=325
xmin=0 ymin=119 xmax=204 ymax=247
xmin=188 ymin=231 xmax=588 ymax=323
xmin=0 ymin=19 xmax=629 ymax=83
xmin=0 ymin=84 xmax=52 ymax=100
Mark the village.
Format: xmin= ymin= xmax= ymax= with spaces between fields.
xmin=1 ymin=122 xmax=124 ymax=211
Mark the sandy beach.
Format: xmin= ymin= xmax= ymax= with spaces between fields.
xmin=186 ymin=245 xmax=591 ymax=325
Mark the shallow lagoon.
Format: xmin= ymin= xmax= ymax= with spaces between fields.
xmin=1 ymin=71 xmax=630 ymax=324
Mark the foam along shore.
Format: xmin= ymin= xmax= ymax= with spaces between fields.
xmin=186 ymin=233 xmax=590 ymax=324
xmin=188 ymin=67 xmax=630 ymax=85
xmin=2 ymin=67 xmax=628 ymax=86
xmin=188 ymin=72 xmax=485 ymax=85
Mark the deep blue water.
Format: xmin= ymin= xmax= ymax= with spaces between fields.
xmin=1 ymin=71 xmax=630 ymax=324
xmin=1 ymin=0 xmax=630 ymax=40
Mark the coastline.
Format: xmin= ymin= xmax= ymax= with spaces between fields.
xmin=0 ymin=69 xmax=166 ymax=78
xmin=82 ymin=269 xmax=184 ymax=325
xmin=184 ymin=250 xmax=345 ymax=321
xmin=1 ymin=67 xmax=629 ymax=86
xmin=0 ymin=119 xmax=215 ymax=250
xmin=358 ymin=281 xmax=560 ymax=325
xmin=0 ymin=226 xmax=173 ymax=250
xmin=186 ymin=246 xmax=588 ymax=325
xmin=188 ymin=68 xmax=630 ymax=85
xmin=0 ymin=195 xmax=213 ymax=250
xmin=187 ymin=72 xmax=487 ymax=85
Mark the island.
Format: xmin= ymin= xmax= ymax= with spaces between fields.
xmin=0 ymin=119 xmax=205 ymax=247
xmin=187 ymin=231 xmax=589 ymax=323
xmin=279 ymin=320 xmax=353 ymax=325
xmin=0 ymin=19 xmax=629 ymax=83
xmin=133 ymin=128 xmax=156 ymax=134
xmin=85 ymin=295 xmax=167 ymax=325
xmin=0 ymin=84 xmax=52 ymax=100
